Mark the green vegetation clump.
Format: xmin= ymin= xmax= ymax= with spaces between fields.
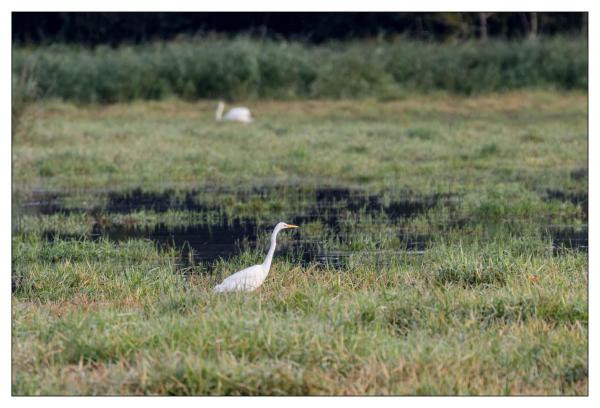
xmin=12 ymin=36 xmax=587 ymax=103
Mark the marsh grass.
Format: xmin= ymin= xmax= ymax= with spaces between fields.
xmin=12 ymin=234 xmax=587 ymax=395
xmin=12 ymin=208 xmax=588 ymax=395
xmin=12 ymin=94 xmax=587 ymax=395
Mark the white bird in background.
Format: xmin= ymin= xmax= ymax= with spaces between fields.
xmin=215 ymin=101 xmax=253 ymax=123
xmin=214 ymin=222 xmax=299 ymax=293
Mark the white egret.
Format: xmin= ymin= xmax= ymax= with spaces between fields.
xmin=215 ymin=101 xmax=253 ymax=123
xmin=214 ymin=222 xmax=299 ymax=293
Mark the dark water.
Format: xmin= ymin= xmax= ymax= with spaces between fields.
xmin=41 ymin=219 xmax=431 ymax=270
xmin=14 ymin=187 xmax=588 ymax=270
xmin=17 ymin=187 xmax=459 ymax=219
xmin=544 ymin=225 xmax=588 ymax=254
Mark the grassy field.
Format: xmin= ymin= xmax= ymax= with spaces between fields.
xmin=12 ymin=92 xmax=587 ymax=395
xmin=13 ymin=92 xmax=587 ymax=193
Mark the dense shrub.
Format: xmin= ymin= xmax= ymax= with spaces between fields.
xmin=12 ymin=36 xmax=587 ymax=103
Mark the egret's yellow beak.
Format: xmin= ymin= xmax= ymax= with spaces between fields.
xmin=286 ymin=224 xmax=299 ymax=229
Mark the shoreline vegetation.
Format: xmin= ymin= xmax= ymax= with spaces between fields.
xmin=13 ymin=36 xmax=587 ymax=103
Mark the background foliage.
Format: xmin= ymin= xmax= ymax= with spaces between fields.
xmin=13 ymin=36 xmax=587 ymax=103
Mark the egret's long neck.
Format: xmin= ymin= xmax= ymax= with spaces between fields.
xmin=262 ymin=228 xmax=279 ymax=273
xmin=215 ymin=103 xmax=224 ymax=120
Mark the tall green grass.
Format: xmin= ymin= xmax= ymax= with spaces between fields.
xmin=12 ymin=36 xmax=587 ymax=103
xmin=12 ymin=234 xmax=587 ymax=395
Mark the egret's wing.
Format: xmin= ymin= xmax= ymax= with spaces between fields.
xmin=214 ymin=264 xmax=263 ymax=292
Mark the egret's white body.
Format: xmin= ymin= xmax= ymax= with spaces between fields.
xmin=214 ymin=222 xmax=298 ymax=293
xmin=215 ymin=101 xmax=253 ymax=123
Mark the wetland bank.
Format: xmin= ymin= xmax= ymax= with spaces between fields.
xmin=12 ymin=93 xmax=588 ymax=395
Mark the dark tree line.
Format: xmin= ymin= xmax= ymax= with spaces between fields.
xmin=13 ymin=12 xmax=587 ymax=46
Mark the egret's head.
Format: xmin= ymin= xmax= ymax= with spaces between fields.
xmin=276 ymin=222 xmax=299 ymax=231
